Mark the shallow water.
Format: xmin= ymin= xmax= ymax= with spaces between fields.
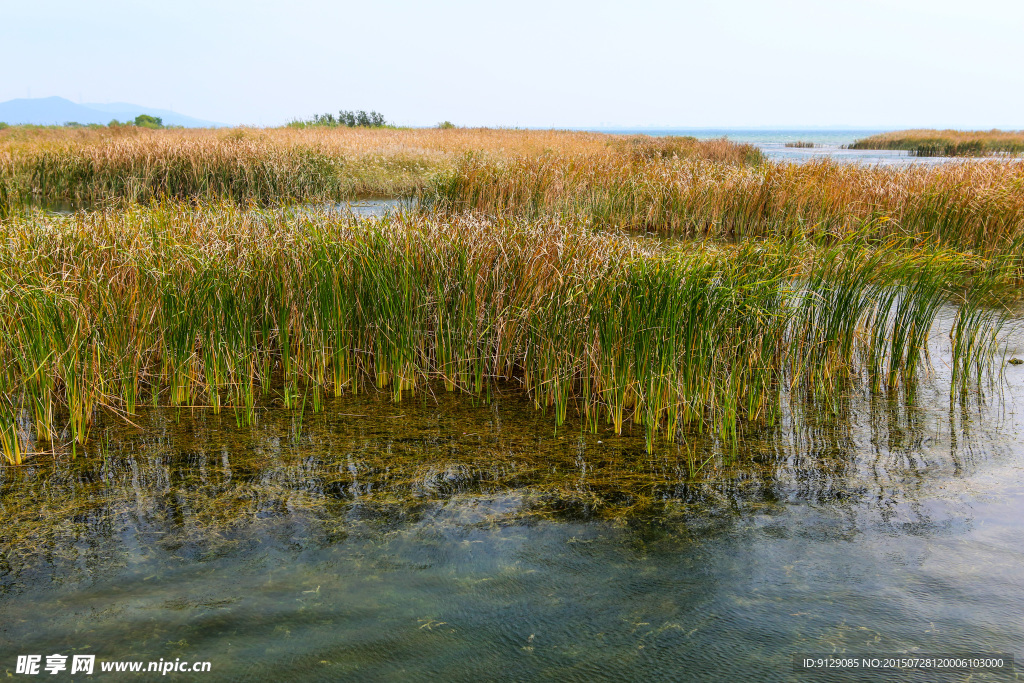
xmin=293 ymin=198 xmax=417 ymax=218
xmin=1 ymin=323 xmax=1023 ymax=681
xmin=22 ymin=197 xmax=415 ymax=218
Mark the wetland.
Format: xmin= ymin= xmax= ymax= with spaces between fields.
xmin=1 ymin=125 xmax=1022 ymax=680
xmin=2 ymin=359 xmax=1023 ymax=681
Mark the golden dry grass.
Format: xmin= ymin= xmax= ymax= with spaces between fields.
xmin=426 ymin=153 xmax=1024 ymax=258
xmin=850 ymin=129 xmax=1024 ymax=156
xmin=0 ymin=126 xmax=760 ymax=211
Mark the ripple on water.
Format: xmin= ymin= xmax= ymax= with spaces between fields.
xmin=2 ymin=335 xmax=1024 ymax=680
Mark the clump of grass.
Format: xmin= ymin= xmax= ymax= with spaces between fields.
xmin=424 ymin=154 xmax=1024 ymax=261
xmin=0 ymin=151 xmax=15 ymax=219
xmin=610 ymin=135 xmax=764 ymax=165
xmin=0 ymin=127 xmax=761 ymax=214
xmin=0 ymin=385 xmax=22 ymax=465
xmin=0 ymin=204 xmax=1009 ymax=460
xmin=785 ymin=141 xmax=815 ymax=148
xmin=850 ymin=129 xmax=1024 ymax=157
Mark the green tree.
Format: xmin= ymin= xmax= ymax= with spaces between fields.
xmin=134 ymin=114 xmax=164 ymax=129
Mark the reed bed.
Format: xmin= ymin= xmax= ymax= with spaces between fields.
xmin=0 ymin=126 xmax=758 ymax=214
xmin=785 ymin=141 xmax=816 ymax=148
xmin=0 ymin=204 xmax=1008 ymax=464
xmin=424 ymin=153 xmax=1024 ymax=260
xmin=850 ymin=129 xmax=1024 ymax=157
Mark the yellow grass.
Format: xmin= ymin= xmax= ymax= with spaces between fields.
xmin=850 ymin=129 xmax=1024 ymax=156
xmin=0 ymin=126 xmax=760 ymax=211
xmin=427 ymin=153 xmax=1024 ymax=259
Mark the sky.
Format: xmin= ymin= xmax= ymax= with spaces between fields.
xmin=2 ymin=0 xmax=1022 ymax=129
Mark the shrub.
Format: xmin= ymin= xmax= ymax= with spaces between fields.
xmin=133 ymin=114 xmax=164 ymax=129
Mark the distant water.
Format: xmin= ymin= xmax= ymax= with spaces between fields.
xmin=593 ymin=129 xmax=1006 ymax=166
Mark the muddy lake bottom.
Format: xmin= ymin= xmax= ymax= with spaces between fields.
xmin=2 ymin=350 xmax=1024 ymax=680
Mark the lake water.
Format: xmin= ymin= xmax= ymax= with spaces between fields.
xmin=2 ymin=315 xmax=1022 ymax=680
xmin=597 ymin=129 xmax=1016 ymax=166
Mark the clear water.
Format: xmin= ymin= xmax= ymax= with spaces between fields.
xmin=1 ymin=316 xmax=1023 ymax=680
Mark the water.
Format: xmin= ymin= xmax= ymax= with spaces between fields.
xmin=25 ymin=198 xmax=415 ymax=218
xmin=1 ymin=321 xmax=1023 ymax=681
xmin=294 ymin=198 xmax=416 ymax=218
xmin=597 ymin=129 xmax=1017 ymax=166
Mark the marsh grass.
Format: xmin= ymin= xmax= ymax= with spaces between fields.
xmin=850 ymin=129 xmax=1024 ymax=157
xmin=424 ymin=154 xmax=1024 ymax=261
xmin=0 ymin=204 xmax=1009 ymax=461
xmin=609 ymin=135 xmax=763 ymax=165
xmin=6 ymin=126 xmax=1023 ymax=270
xmin=785 ymin=141 xmax=816 ymax=148
xmin=0 ymin=127 xmax=758 ymax=215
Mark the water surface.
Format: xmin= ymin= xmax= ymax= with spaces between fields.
xmin=1 ymin=324 xmax=1023 ymax=681
xmin=597 ymin=129 xmax=1019 ymax=166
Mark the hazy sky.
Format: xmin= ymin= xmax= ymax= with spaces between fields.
xmin=3 ymin=0 xmax=1022 ymax=128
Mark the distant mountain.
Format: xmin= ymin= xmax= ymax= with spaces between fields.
xmin=0 ymin=96 xmax=226 ymax=127
xmin=81 ymin=101 xmax=226 ymax=128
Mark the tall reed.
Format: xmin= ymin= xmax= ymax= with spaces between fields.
xmin=0 ymin=127 xmax=757 ymax=212
xmin=850 ymin=129 xmax=1024 ymax=157
xmin=424 ymin=153 xmax=1024 ymax=261
xmin=0 ymin=204 xmax=1009 ymax=460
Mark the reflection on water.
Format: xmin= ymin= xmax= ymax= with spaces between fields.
xmin=757 ymin=144 xmax=966 ymax=166
xmin=295 ymin=198 xmax=417 ymax=218
xmin=2 ymin=334 xmax=1023 ymax=681
xmin=18 ymin=198 xmax=93 ymax=214
xmin=22 ymin=197 xmax=417 ymax=218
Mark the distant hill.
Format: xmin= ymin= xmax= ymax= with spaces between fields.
xmin=0 ymin=96 xmax=226 ymax=128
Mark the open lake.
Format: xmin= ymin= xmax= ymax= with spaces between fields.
xmin=2 ymin=313 xmax=1022 ymax=681
xmin=595 ymin=129 xmax=1018 ymax=166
